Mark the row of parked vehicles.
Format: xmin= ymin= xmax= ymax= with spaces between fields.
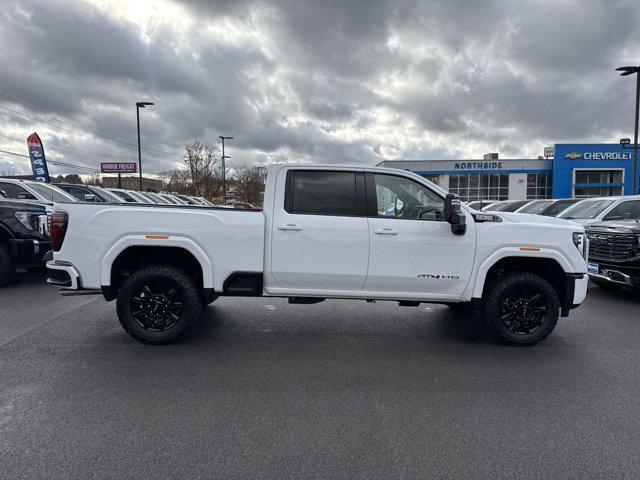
xmin=468 ymin=196 xmax=640 ymax=291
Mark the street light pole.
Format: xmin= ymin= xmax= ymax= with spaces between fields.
xmin=615 ymin=66 xmax=640 ymax=195
xmin=136 ymin=101 xmax=154 ymax=191
xmin=219 ymin=136 xmax=234 ymax=202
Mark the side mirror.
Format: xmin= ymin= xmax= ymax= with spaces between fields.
xmin=0 ymin=190 xmax=6 ymax=198
xmin=84 ymin=194 xmax=97 ymax=202
xmin=444 ymin=193 xmax=466 ymax=235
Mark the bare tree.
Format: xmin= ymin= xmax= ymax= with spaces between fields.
xmin=85 ymin=172 xmax=102 ymax=186
xmin=182 ymin=140 xmax=222 ymax=198
xmin=233 ymin=166 xmax=266 ymax=205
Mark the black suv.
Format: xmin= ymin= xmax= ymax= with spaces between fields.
xmin=585 ymin=220 xmax=640 ymax=290
xmin=0 ymin=199 xmax=51 ymax=285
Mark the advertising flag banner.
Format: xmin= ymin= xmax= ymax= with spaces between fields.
xmin=26 ymin=132 xmax=50 ymax=182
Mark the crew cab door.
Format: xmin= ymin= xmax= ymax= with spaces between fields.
xmin=363 ymin=172 xmax=476 ymax=300
xmin=267 ymin=169 xmax=369 ymax=296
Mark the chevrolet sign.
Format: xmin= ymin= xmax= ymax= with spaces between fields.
xmin=565 ymin=153 xmax=582 ymax=159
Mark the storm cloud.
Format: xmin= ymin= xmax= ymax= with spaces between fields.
xmin=0 ymin=0 xmax=638 ymax=176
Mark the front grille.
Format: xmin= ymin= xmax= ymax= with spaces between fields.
xmin=587 ymin=232 xmax=636 ymax=260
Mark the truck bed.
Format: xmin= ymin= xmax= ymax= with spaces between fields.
xmin=52 ymin=202 xmax=265 ymax=291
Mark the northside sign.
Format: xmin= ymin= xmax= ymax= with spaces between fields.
xmin=454 ymin=161 xmax=503 ymax=170
xmin=101 ymin=162 xmax=137 ymax=174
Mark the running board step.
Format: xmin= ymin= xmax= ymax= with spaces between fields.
xmin=288 ymin=297 xmax=325 ymax=304
xmin=398 ymin=301 xmax=420 ymax=307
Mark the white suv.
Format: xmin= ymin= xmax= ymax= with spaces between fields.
xmin=557 ymin=196 xmax=640 ymax=225
xmin=0 ymin=178 xmax=77 ymax=203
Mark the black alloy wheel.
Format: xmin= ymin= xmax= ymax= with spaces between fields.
xmin=499 ymin=286 xmax=548 ymax=335
xmin=130 ymin=283 xmax=184 ymax=332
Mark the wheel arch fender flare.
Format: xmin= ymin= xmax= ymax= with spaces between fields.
xmin=470 ymin=247 xmax=572 ymax=299
xmin=100 ymin=235 xmax=214 ymax=288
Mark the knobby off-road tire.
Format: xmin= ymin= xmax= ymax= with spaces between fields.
xmin=116 ymin=265 xmax=203 ymax=344
xmin=0 ymin=243 xmax=15 ymax=287
xmin=481 ymin=271 xmax=559 ymax=346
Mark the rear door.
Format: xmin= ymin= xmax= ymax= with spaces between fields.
xmin=268 ymin=169 xmax=369 ymax=295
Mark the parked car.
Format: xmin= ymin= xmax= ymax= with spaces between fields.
xmin=538 ymin=198 xmax=582 ymax=217
xmin=514 ymin=199 xmax=555 ymax=215
xmin=55 ymin=183 xmax=120 ymax=203
xmin=47 ymin=164 xmax=588 ymax=347
xmin=467 ymin=200 xmax=500 ymax=210
xmin=121 ymin=190 xmax=152 ymax=203
xmin=0 ymin=198 xmax=51 ymax=285
xmin=107 ymin=188 xmax=144 ymax=203
xmin=483 ymin=200 xmax=531 ymax=212
xmin=586 ymin=219 xmax=640 ymax=290
xmin=226 ymin=200 xmax=261 ymax=210
xmin=0 ymin=178 xmax=78 ymax=203
xmin=558 ymin=196 xmax=640 ymax=225
xmin=173 ymin=194 xmax=199 ymax=205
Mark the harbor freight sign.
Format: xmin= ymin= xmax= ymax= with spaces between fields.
xmin=100 ymin=162 xmax=137 ymax=173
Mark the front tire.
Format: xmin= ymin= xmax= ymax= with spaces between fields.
xmin=481 ymin=272 xmax=559 ymax=346
xmin=116 ymin=265 xmax=203 ymax=344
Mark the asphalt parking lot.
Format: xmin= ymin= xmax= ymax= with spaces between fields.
xmin=1 ymin=271 xmax=640 ymax=479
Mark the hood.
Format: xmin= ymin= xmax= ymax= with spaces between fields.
xmin=498 ymin=211 xmax=583 ymax=228
xmin=586 ymin=220 xmax=640 ymax=234
xmin=0 ymin=199 xmax=49 ymax=212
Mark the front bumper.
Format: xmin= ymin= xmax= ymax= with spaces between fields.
xmin=587 ymin=261 xmax=640 ymax=288
xmin=46 ymin=260 xmax=81 ymax=290
xmin=10 ymin=238 xmax=51 ymax=266
xmin=561 ymin=273 xmax=588 ymax=316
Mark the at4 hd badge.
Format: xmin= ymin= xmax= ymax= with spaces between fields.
xmin=417 ymin=273 xmax=460 ymax=280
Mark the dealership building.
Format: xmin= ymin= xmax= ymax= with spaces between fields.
xmin=377 ymin=143 xmax=639 ymax=201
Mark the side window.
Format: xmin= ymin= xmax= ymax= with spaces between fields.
xmin=604 ymin=201 xmax=640 ymax=220
xmin=285 ymin=171 xmax=363 ymax=216
xmin=373 ymin=174 xmax=444 ymax=221
xmin=0 ymin=182 xmax=32 ymax=199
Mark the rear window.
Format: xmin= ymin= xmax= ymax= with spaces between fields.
xmin=285 ymin=171 xmax=363 ymax=216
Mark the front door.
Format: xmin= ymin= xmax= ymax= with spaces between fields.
xmin=268 ymin=169 xmax=369 ymax=296
xmin=363 ymin=172 xmax=476 ymax=300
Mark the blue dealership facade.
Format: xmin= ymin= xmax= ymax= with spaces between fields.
xmin=377 ymin=143 xmax=639 ymax=201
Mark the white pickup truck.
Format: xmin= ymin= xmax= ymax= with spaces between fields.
xmin=46 ymin=165 xmax=589 ymax=346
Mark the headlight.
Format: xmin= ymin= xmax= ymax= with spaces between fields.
xmin=572 ymin=232 xmax=587 ymax=259
xmin=15 ymin=212 xmax=49 ymax=236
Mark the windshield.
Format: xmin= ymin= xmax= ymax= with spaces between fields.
xmin=558 ymin=199 xmax=616 ymax=219
xmin=28 ymin=182 xmax=77 ymax=202
xmin=516 ymin=200 xmax=553 ymax=214
xmin=483 ymin=201 xmax=509 ymax=211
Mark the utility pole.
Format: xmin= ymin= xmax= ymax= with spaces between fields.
xmin=219 ymin=136 xmax=234 ymax=202
xmin=136 ymin=101 xmax=154 ymax=191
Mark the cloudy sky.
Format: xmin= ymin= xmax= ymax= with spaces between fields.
xmin=0 ymin=0 xmax=638 ymax=176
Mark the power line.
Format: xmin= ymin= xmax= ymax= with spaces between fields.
xmin=0 ymin=148 xmax=99 ymax=172
xmin=0 ymin=93 xmax=182 ymax=157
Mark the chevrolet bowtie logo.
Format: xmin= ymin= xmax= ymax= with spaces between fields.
xmin=565 ymin=152 xmax=582 ymax=159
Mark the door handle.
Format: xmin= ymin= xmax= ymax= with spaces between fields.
xmin=374 ymin=227 xmax=398 ymax=235
xmin=278 ymin=224 xmax=303 ymax=231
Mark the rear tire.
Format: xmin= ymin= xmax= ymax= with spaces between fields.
xmin=481 ymin=272 xmax=559 ymax=346
xmin=0 ymin=243 xmax=15 ymax=287
xmin=116 ymin=265 xmax=202 ymax=344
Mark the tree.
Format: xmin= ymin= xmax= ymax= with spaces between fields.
xmin=233 ymin=166 xmax=266 ymax=205
xmin=85 ymin=173 xmax=102 ymax=186
xmin=182 ymin=140 xmax=222 ymax=199
xmin=64 ymin=174 xmax=83 ymax=184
